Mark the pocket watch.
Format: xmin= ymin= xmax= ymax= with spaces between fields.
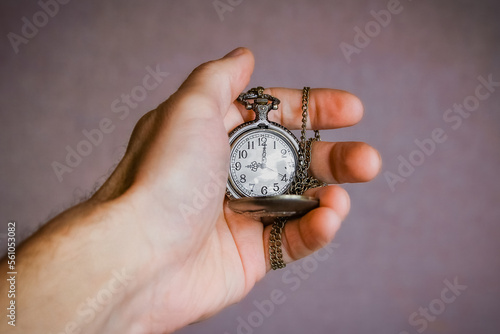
xmin=226 ymin=87 xmax=325 ymax=220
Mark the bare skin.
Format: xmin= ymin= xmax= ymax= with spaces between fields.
xmin=1 ymin=47 xmax=381 ymax=334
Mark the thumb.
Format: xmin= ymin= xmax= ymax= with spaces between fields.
xmin=169 ymin=47 xmax=255 ymax=120
xmin=92 ymin=48 xmax=254 ymax=201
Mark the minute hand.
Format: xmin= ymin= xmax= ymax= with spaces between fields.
xmin=261 ymin=141 xmax=267 ymax=167
xmin=264 ymin=165 xmax=285 ymax=179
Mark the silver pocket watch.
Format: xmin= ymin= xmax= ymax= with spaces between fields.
xmin=226 ymin=87 xmax=324 ymax=221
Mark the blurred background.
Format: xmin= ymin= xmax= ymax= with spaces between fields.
xmin=1 ymin=0 xmax=499 ymax=333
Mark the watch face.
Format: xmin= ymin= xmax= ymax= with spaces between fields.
xmin=228 ymin=128 xmax=298 ymax=198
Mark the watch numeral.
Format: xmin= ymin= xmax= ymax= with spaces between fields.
xmin=240 ymin=174 xmax=246 ymax=183
xmin=273 ymin=141 xmax=276 ymax=149
xmin=239 ymin=150 xmax=248 ymax=159
xmin=281 ymin=174 xmax=288 ymax=182
xmin=249 ymin=183 xmax=255 ymax=192
xmin=273 ymin=183 xmax=279 ymax=192
xmin=258 ymin=137 xmax=267 ymax=146
xmin=247 ymin=141 xmax=255 ymax=150
xmin=280 ymin=149 xmax=287 ymax=157
xmin=261 ymin=186 xmax=268 ymax=195
xmin=235 ymin=162 xmax=241 ymax=171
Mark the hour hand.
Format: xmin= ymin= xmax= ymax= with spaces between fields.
xmin=245 ymin=161 xmax=259 ymax=172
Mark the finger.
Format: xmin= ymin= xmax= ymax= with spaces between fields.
xmin=225 ymin=88 xmax=364 ymax=131
xmin=310 ymin=141 xmax=382 ymax=184
xmin=119 ymin=47 xmax=255 ymax=159
xmin=166 ymin=47 xmax=255 ymax=121
xmin=263 ymin=185 xmax=350 ymax=270
xmin=94 ymin=48 xmax=255 ymax=200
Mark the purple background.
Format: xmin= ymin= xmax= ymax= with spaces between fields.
xmin=1 ymin=1 xmax=499 ymax=333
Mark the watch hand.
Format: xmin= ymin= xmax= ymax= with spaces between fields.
xmin=245 ymin=161 xmax=258 ymax=172
xmin=264 ymin=166 xmax=285 ymax=178
xmin=261 ymin=142 xmax=267 ymax=167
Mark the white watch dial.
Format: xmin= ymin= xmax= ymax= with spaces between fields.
xmin=229 ymin=130 xmax=297 ymax=197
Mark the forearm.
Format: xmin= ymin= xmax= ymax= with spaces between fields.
xmin=0 ymin=200 xmax=146 ymax=333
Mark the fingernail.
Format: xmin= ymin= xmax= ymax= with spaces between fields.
xmin=224 ymin=47 xmax=246 ymax=58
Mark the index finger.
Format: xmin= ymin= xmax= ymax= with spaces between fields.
xmin=225 ymin=88 xmax=364 ymax=131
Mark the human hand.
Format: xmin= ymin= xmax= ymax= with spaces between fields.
xmin=1 ymin=47 xmax=381 ymax=334
xmin=92 ymin=47 xmax=381 ymax=332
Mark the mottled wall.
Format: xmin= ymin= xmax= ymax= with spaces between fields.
xmin=0 ymin=1 xmax=499 ymax=333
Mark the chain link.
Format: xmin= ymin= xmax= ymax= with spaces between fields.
xmin=270 ymin=87 xmax=327 ymax=270
xmin=269 ymin=217 xmax=287 ymax=270
xmin=287 ymin=87 xmax=327 ymax=196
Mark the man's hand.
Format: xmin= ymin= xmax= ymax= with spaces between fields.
xmin=1 ymin=47 xmax=381 ymax=334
